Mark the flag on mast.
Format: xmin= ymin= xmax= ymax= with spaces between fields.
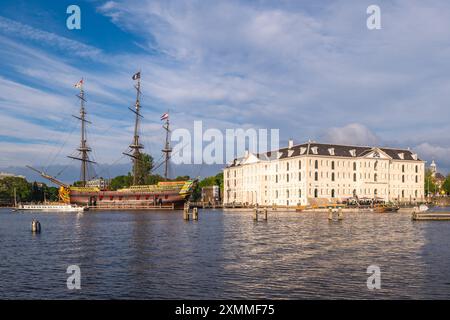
xmin=160 ymin=112 xmax=169 ymax=121
xmin=74 ymin=79 xmax=83 ymax=88
xmin=132 ymin=71 xmax=141 ymax=80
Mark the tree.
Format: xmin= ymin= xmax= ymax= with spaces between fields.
xmin=443 ymin=174 xmax=450 ymax=196
xmin=133 ymin=153 xmax=154 ymax=185
xmin=0 ymin=176 xmax=32 ymax=202
xmin=424 ymin=169 xmax=437 ymax=196
xmin=110 ymin=175 xmax=132 ymax=190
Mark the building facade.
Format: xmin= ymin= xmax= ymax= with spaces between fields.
xmin=224 ymin=141 xmax=425 ymax=206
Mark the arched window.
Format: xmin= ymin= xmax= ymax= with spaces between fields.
xmin=353 ymin=162 xmax=357 ymax=171
xmin=314 ymin=172 xmax=318 ymax=181
xmin=314 ymin=189 xmax=318 ymax=198
xmin=315 ymin=160 xmax=318 ymax=169
xmin=331 ymin=161 xmax=335 ymax=170
xmin=331 ymin=189 xmax=335 ymax=198
xmin=374 ymin=161 xmax=378 ymax=171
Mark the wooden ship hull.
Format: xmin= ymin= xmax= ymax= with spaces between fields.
xmin=59 ymin=181 xmax=196 ymax=210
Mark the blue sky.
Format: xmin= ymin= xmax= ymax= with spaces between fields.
xmin=1 ymin=0 xmax=450 ymax=177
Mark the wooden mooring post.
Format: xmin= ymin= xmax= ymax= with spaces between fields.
xmin=253 ymin=207 xmax=268 ymax=222
xmin=193 ymin=207 xmax=198 ymax=221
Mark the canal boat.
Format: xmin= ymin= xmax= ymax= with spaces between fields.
xmin=16 ymin=203 xmax=87 ymax=212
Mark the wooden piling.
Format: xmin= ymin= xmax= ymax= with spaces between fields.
xmin=338 ymin=208 xmax=343 ymax=220
xmin=263 ymin=208 xmax=268 ymax=221
xmin=253 ymin=208 xmax=258 ymax=221
xmin=193 ymin=207 xmax=198 ymax=221
xmin=328 ymin=208 xmax=333 ymax=220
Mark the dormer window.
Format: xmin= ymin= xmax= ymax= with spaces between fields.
xmin=300 ymin=147 xmax=307 ymax=155
xmin=328 ymin=148 xmax=335 ymax=156
xmin=349 ymin=149 xmax=356 ymax=157
xmin=311 ymin=147 xmax=318 ymax=155
xmin=398 ymin=153 xmax=404 ymax=160
xmin=277 ymin=152 xmax=282 ymax=159
xmin=288 ymin=150 xmax=294 ymax=157
xmin=412 ymin=153 xmax=418 ymax=160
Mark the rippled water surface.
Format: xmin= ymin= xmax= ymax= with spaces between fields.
xmin=1 ymin=207 xmax=450 ymax=299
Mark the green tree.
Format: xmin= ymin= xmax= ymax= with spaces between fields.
xmin=442 ymin=174 xmax=450 ymax=196
xmin=110 ymin=175 xmax=132 ymax=190
xmin=133 ymin=153 xmax=154 ymax=185
xmin=0 ymin=176 xmax=32 ymax=203
xmin=425 ymin=169 xmax=437 ymax=196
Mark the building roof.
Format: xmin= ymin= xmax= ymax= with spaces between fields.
xmin=227 ymin=142 xmax=422 ymax=167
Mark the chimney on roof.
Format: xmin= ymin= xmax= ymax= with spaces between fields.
xmin=288 ymin=139 xmax=294 ymax=149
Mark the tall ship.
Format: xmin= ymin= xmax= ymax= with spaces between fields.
xmin=28 ymin=73 xmax=196 ymax=209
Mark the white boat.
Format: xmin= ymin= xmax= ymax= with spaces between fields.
xmin=419 ymin=204 xmax=429 ymax=212
xmin=16 ymin=203 xmax=87 ymax=212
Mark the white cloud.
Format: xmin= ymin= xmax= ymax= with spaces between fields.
xmin=322 ymin=123 xmax=380 ymax=146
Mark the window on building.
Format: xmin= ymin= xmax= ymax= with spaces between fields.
xmin=402 ymin=175 xmax=405 ymax=183
xmin=374 ymin=161 xmax=378 ymax=171
xmin=374 ymin=173 xmax=378 ymax=182
xmin=276 ymin=190 xmax=278 ymax=198
xmin=402 ymin=165 xmax=405 ymax=173
xmin=286 ymin=162 xmax=289 ymax=171
xmin=276 ymin=175 xmax=278 ymax=183
xmin=298 ymin=172 xmax=301 ymax=181
xmin=331 ymin=161 xmax=335 ymax=170
xmin=299 ymin=160 xmax=301 ymax=170
xmin=287 ymin=174 xmax=290 ymax=183
xmin=287 ymin=190 xmax=290 ymax=198
xmin=314 ymin=189 xmax=318 ymax=198
xmin=353 ymin=162 xmax=357 ymax=171
xmin=402 ymin=190 xmax=405 ymax=198
xmin=315 ymin=172 xmax=318 ymax=181
xmin=374 ymin=189 xmax=378 ymax=197
xmin=353 ymin=173 xmax=357 ymax=182
xmin=299 ymin=189 xmax=302 ymax=197
xmin=353 ymin=189 xmax=357 ymax=197
xmin=315 ymin=160 xmax=318 ymax=169
xmin=331 ymin=189 xmax=335 ymax=198
xmin=331 ymin=172 xmax=335 ymax=181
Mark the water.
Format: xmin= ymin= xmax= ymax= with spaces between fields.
xmin=1 ymin=207 xmax=450 ymax=299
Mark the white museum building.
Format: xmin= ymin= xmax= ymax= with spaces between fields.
xmin=223 ymin=140 xmax=425 ymax=206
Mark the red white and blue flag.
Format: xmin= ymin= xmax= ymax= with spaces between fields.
xmin=160 ymin=112 xmax=169 ymax=121
xmin=74 ymin=79 xmax=83 ymax=88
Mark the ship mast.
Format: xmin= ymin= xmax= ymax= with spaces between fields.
xmin=124 ymin=71 xmax=144 ymax=185
xmin=68 ymin=79 xmax=96 ymax=187
xmin=162 ymin=112 xmax=172 ymax=180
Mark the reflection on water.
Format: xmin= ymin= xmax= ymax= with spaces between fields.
xmin=0 ymin=207 xmax=449 ymax=299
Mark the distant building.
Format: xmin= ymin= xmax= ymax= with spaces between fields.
xmin=201 ymin=185 xmax=221 ymax=203
xmin=0 ymin=172 xmax=25 ymax=179
xmin=224 ymin=140 xmax=425 ymax=206
xmin=429 ymin=160 xmax=446 ymax=195
xmin=86 ymin=178 xmax=110 ymax=189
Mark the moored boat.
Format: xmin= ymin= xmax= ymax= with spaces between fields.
xmin=16 ymin=203 xmax=87 ymax=212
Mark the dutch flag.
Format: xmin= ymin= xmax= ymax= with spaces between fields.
xmin=160 ymin=112 xmax=169 ymax=121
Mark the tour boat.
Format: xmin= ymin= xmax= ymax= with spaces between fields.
xmin=16 ymin=203 xmax=87 ymax=212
